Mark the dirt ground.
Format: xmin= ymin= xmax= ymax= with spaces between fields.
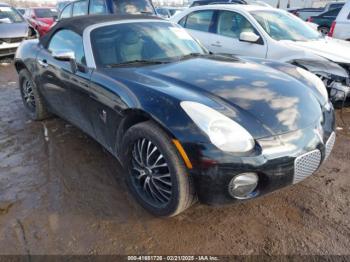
xmin=0 ymin=60 xmax=350 ymax=256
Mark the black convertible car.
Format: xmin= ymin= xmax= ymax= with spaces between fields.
xmin=15 ymin=15 xmax=336 ymax=216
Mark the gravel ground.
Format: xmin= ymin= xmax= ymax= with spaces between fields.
xmin=0 ymin=61 xmax=350 ymax=255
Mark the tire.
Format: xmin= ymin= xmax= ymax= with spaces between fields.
xmin=121 ymin=121 xmax=195 ymax=217
xmin=18 ymin=69 xmax=51 ymax=121
xmin=318 ymin=26 xmax=329 ymax=36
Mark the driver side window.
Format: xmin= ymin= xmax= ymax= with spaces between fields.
xmin=216 ymin=11 xmax=256 ymax=39
xmin=48 ymin=30 xmax=86 ymax=65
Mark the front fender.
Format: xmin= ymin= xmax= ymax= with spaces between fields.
xmin=290 ymin=58 xmax=349 ymax=80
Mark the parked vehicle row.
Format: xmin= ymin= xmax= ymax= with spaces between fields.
xmin=23 ymin=7 xmax=58 ymax=36
xmin=58 ymin=0 xmax=156 ymax=20
xmin=308 ymin=7 xmax=341 ymax=35
xmin=0 ymin=3 xmax=37 ymax=58
xmin=288 ymin=1 xmax=344 ymax=21
xmin=15 ymin=15 xmax=336 ymax=216
xmin=172 ymin=4 xmax=350 ymax=102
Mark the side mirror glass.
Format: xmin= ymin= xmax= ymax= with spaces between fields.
xmin=52 ymin=50 xmax=75 ymax=62
xmin=239 ymin=31 xmax=260 ymax=43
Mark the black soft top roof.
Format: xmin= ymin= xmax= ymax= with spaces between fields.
xmin=40 ymin=14 xmax=162 ymax=48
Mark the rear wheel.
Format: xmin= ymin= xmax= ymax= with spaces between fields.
xmin=318 ymin=26 xmax=329 ymax=36
xmin=19 ymin=69 xmax=51 ymax=120
xmin=121 ymin=121 xmax=195 ymax=217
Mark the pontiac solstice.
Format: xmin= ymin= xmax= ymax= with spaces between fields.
xmin=14 ymin=15 xmax=336 ymax=216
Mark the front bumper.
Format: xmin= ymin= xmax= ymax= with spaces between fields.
xmin=0 ymin=42 xmax=21 ymax=57
xmin=188 ymin=103 xmax=336 ymax=205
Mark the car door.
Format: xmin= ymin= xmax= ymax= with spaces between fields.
xmin=179 ymin=10 xmax=217 ymax=51
xmin=37 ymin=29 xmax=95 ymax=136
xmin=212 ymin=10 xmax=267 ymax=58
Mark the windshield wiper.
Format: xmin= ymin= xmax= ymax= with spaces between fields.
xmin=105 ymin=59 xmax=168 ymax=68
xmin=177 ymin=53 xmax=204 ymax=61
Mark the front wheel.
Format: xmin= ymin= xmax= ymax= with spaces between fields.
xmin=121 ymin=121 xmax=195 ymax=217
xmin=18 ymin=69 xmax=51 ymax=120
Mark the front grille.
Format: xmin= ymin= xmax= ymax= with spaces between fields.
xmin=0 ymin=37 xmax=25 ymax=44
xmin=293 ymin=149 xmax=321 ymax=184
xmin=325 ymin=132 xmax=336 ymax=161
xmin=0 ymin=48 xmax=17 ymax=55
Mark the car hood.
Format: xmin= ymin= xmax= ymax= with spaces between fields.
xmin=0 ymin=22 xmax=28 ymax=38
xmin=281 ymin=37 xmax=350 ymax=64
xmin=107 ymin=56 xmax=324 ymax=138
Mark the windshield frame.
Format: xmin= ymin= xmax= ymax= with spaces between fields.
xmin=84 ymin=20 xmax=207 ymax=69
xmin=249 ymin=9 xmax=322 ymax=41
xmin=0 ymin=6 xmax=24 ymax=23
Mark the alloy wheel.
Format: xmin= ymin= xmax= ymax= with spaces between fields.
xmin=22 ymin=79 xmax=36 ymax=111
xmin=130 ymin=138 xmax=172 ymax=207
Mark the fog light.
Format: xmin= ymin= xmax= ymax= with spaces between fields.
xmin=228 ymin=173 xmax=258 ymax=199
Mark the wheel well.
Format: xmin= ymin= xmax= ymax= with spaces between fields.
xmin=115 ymin=109 xmax=174 ymax=155
xmin=14 ymin=61 xmax=28 ymax=74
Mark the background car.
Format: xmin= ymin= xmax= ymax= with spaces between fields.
xmin=288 ymin=7 xmax=324 ymax=21
xmin=190 ymin=0 xmax=247 ymax=7
xmin=24 ymin=8 xmax=58 ymax=36
xmin=156 ymin=6 xmax=184 ymax=18
xmin=172 ymin=4 xmax=350 ymax=102
xmin=0 ymin=3 xmax=36 ymax=58
xmin=15 ymin=15 xmax=335 ymax=216
xmin=307 ymin=7 xmax=341 ymax=35
xmin=288 ymin=1 xmax=344 ymax=21
xmin=58 ymin=0 xmax=156 ymax=20
xmin=328 ymin=0 xmax=350 ymax=41
xmin=57 ymin=0 xmax=74 ymax=11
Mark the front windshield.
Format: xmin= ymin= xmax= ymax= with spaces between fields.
xmin=251 ymin=10 xmax=321 ymax=41
xmin=34 ymin=8 xmax=58 ymax=18
xmin=91 ymin=22 xmax=206 ymax=67
xmin=0 ymin=6 xmax=24 ymax=23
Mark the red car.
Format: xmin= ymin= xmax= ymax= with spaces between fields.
xmin=24 ymin=8 xmax=58 ymax=36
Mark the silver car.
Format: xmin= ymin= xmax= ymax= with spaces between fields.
xmin=0 ymin=2 xmax=36 ymax=57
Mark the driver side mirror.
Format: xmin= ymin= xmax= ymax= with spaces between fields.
xmin=239 ymin=31 xmax=260 ymax=43
xmin=52 ymin=50 xmax=78 ymax=72
xmin=52 ymin=50 xmax=75 ymax=61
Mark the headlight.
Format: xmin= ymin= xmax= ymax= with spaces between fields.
xmin=180 ymin=101 xmax=255 ymax=153
xmin=296 ymin=67 xmax=328 ymax=101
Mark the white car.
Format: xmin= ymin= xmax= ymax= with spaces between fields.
xmin=329 ymin=0 xmax=350 ymax=41
xmin=171 ymin=4 xmax=350 ymax=101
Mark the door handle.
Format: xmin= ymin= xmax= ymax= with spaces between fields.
xmin=38 ymin=59 xmax=48 ymax=68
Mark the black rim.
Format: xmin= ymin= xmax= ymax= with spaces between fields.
xmin=22 ymin=79 xmax=36 ymax=111
xmin=130 ymin=138 xmax=172 ymax=207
